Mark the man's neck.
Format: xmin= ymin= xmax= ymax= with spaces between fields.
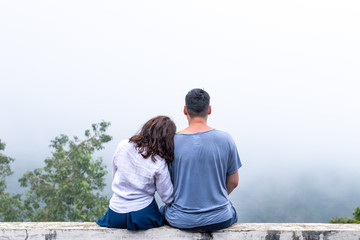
xmin=178 ymin=117 xmax=213 ymax=134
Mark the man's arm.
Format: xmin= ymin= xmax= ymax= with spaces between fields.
xmin=226 ymin=171 xmax=239 ymax=195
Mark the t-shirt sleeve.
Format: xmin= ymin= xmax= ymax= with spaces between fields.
xmin=227 ymin=137 xmax=242 ymax=175
xmin=154 ymin=160 xmax=174 ymax=204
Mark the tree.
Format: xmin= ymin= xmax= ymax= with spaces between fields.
xmin=0 ymin=139 xmax=23 ymax=221
xmin=330 ymin=207 xmax=360 ymax=224
xmin=19 ymin=121 xmax=112 ymax=221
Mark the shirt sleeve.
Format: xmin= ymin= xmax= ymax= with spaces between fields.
xmin=154 ymin=160 xmax=174 ymax=204
xmin=112 ymin=151 xmax=118 ymax=180
xmin=227 ymin=137 xmax=242 ymax=175
xmin=112 ymin=139 xmax=128 ymax=179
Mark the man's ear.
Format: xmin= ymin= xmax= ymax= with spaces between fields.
xmin=184 ymin=106 xmax=188 ymax=115
xmin=208 ymin=105 xmax=212 ymax=115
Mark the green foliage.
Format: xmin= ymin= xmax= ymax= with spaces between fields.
xmin=354 ymin=207 xmax=360 ymax=220
xmin=330 ymin=207 xmax=360 ymax=224
xmin=0 ymin=139 xmax=23 ymax=221
xmin=19 ymin=121 xmax=112 ymax=222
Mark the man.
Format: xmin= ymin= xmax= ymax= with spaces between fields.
xmin=163 ymin=88 xmax=241 ymax=231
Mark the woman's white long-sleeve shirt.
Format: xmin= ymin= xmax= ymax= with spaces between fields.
xmin=109 ymin=140 xmax=174 ymax=213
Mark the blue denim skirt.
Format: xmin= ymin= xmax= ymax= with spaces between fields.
xmin=96 ymin=199 xmax=163 ymax=230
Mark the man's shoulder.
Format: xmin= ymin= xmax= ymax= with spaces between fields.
xmin=209 ymin=130 xmax=238 ymax=149
xmin=212 ymin=129 xmax=230 ymax=135
xmin=210 ymin=129 xmax=234 ymax=140
xmin=174 ymin=129 xmax=233 ymax=139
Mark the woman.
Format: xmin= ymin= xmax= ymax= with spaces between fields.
xmin=96 ymin=116 xmax=176 ymax=230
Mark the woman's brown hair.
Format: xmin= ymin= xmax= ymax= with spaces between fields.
xmin=129 ymin=116 xmax=176 ymax=164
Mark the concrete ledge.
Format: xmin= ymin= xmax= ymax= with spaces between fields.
xmin=1 ymin=222 xmax=360 ymax=240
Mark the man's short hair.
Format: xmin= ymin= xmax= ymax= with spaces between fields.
xmin=185 ymin=88 xmax=210 ymax=118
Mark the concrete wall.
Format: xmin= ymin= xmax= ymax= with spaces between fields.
xmin=1 ymin=222 xmax=360 ymax=240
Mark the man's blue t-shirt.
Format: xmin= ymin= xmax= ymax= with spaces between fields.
xmin=164 ymin=129 xmax=242 ymax=228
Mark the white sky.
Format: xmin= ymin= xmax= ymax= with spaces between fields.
xmin=1 ymin=1 xmax=360 ymax=216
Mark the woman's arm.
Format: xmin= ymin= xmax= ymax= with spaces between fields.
xmin=112 ymin=140 xmax=129 ymax=179
xmin=226 ymin=171 xmax=239 ymax=195
xmin=155 ymin=161 xmax=174 ymax=204
xmin=112 ymin=153 xmax=118 ymax=180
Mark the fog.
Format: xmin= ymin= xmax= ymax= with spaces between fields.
xmin=1 ymin=0 xmax=360 ymax=222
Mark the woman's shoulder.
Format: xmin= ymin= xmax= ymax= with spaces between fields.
xmin=116 ymin=139 xmax=130 ymax=148
xmin=114 ymin=139 xmax=133 ymax=154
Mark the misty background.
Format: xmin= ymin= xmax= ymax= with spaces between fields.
xmin=1 ymin=1 xmax=359 ymax=222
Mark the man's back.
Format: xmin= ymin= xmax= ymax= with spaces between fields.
xmin=164 ymin=129 xmax=241 ymax=229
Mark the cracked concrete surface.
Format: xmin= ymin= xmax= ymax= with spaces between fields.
xmin=1 ymin=223 xmax=360 ymax=239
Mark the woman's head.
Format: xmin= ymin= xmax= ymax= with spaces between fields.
xmin=129 ymin=116 xmax=176 ymax=164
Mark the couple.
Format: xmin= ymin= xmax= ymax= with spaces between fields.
xmin=97 ymin=88 xmax=242 ymax=231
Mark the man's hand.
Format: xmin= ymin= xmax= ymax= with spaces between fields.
xmin=226 ymin=171 xmax=239 ymax=195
